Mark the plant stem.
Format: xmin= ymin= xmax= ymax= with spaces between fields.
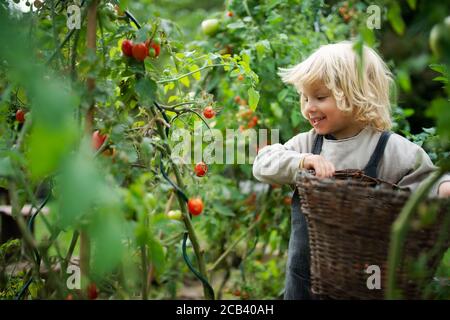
xmin=157 ymin=64 xmax=232 ymax=84
xmin=79 ymin=0 xmax=99 ymax=294
xmin=150 ymin=107 xmax=213 ymax=300
xmin=140 ymin=245 xmax=148 ymax=300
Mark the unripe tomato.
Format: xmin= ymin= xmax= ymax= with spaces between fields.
xmin=188 ymin=198 xmax=204 ymax=216
xmin=92 ymin=130 xmax=107 ymax=150
xmin=132 ymin=43 xmax=149 ymax=61
xmin=194 ymin=161 xmax=208 ymax=177
xmin=167 ymin=210 xmax=183 ymax=221
xmin=201 ymin=19 xmax=220 ymax=36
xmin=145 ymin=39 xmax=161 ymax=58
xmin=16 ymin=109 xmax=26 ymax=123
xmin=203 ymin=106 xmax=215 ymax=119
xmin=121 ymin=39 xmax=133 ymax=57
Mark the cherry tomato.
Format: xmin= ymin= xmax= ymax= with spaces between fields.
xmin=121 ymin=39 xmax=134 ymax=57
xmin=132 ymin=43 xmax=149 ymax=61
xmin=188 ymin=198 xmax=204 ymax=216
xmin=16 ymin=109 xmax=26 ymax=123
xmin=194 ymin=161 xmax=208 ymax=177
xmin=87 ymin=283 xmax=98 ymax=300
xmin=92 ymin=130 xmax=107 ymax=150
xmin=203 ymin=106 xmax=216 ymax=119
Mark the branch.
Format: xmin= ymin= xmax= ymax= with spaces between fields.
xmin=157 ymin=64 xmax=232 ymax=84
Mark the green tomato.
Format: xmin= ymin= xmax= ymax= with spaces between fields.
xmin=201 ymin=19 xmax=220 ymax=36
xmin=167 ymin=210 xmax=183 ymax=221
xmin=145 ymin=193 xmax=157 ymax=208
xmin=429 ymin=17 xmax=450 ymax=59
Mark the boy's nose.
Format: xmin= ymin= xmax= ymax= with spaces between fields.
xmin=304 ymin=100 xmax=317 ymax=113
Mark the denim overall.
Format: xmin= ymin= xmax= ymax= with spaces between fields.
xmin=284 ymin=131 xmax=392 ymax=300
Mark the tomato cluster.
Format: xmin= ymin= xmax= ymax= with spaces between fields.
xmin=121 ymin=38 xmax=161 ymax=61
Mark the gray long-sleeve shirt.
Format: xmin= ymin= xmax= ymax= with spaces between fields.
xmin=252 ymin=126 xmax=450 ymax=197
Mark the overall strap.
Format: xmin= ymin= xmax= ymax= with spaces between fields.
xmin=363 ymin=131 xmax=392 ymax=178
xmin=311 ymin=134 xmax=324 ymax=155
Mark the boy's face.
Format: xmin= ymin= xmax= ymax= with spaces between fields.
xmin=301 ymin=81 xmax=363 ymax=139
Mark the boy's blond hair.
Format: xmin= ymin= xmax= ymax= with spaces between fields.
xmin=278 ymin=41 xmax=393 ymax=131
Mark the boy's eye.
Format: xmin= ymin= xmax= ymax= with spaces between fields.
xmin=318 ymin=96 xmax=327 ymax=100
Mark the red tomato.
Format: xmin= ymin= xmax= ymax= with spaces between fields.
xmin=188 ymin=198 xmax=204 ymax=216
xmin=16 ymin=109 xmax=26 ymax=123
xmin=237 ymin=74 xmax=244 ymax=81
xmin=227 ymin=11 xmax=234 ymax=17
xmin=203 ymin=106 xmax=215 ymax=119
xmin=194 ymin=161 xmax=208 ymax=177
xmin=87 ymin=283 xmax=98 ymax=300
xmin=121 ymin=39 xmax=133 ymax=57
xmin=132 ymin=43 xmax=149 ymax=61
xmin=92 ymin=130 xmax=107 ymax=150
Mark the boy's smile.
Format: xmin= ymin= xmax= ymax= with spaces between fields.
xmin=302 ymin=81 xmax=364 ymax=139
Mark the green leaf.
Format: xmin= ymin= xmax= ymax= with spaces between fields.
xmin=291 ymin=109 xmax=301 ymax=127
xmin=270 ymin=102 xmax=283 ymax=119
xmin=0 ymin=157 xmax=13 ymax=177
xmin=227 ymin=21 xmax=245 ymax=29
xmin=135 ymin=25 xmax=152 ymax=43
xmin=189 ymin=65 xmax=201 ymax=81
xmin=135 ymin=77 xmax=157 ymax=105
xmin=397 ymin=69 xmax=411 ymax=92
xmin=426 ymin=98 xmax=450 ymax=139
xmin=179 ymin=76 xmax=190 ymax=88
xmin=213 ymin=202 xmax=235 ymax=217
xmin=148 ymin=237 xmax=165 ymax=276
xmin=255 ymin=40 xmax=271 ymax=61
xmin=387 ymin=3 xmax=405 ymax=35
xmin=429 ymin=64 xmax=446 ymax=74
xmin=248 ymin=87 xmax=260 ymax=111
xmin=406 ymin=0 xmax=416 ymax=10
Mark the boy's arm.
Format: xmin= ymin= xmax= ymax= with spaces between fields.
xmin=252 ymin=132 xmax=313 ymax=185
xmin=395 ymin=145 xmax=450 ymax=197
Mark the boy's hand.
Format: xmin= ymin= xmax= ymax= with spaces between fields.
xmin=438 ymin=181 xmax=450 ymax=198
xmin=303 ymin=155 xmax=335 ymax=178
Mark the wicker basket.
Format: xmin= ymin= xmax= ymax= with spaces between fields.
xmin=296 ymin=169 xmax=450 ymax=300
